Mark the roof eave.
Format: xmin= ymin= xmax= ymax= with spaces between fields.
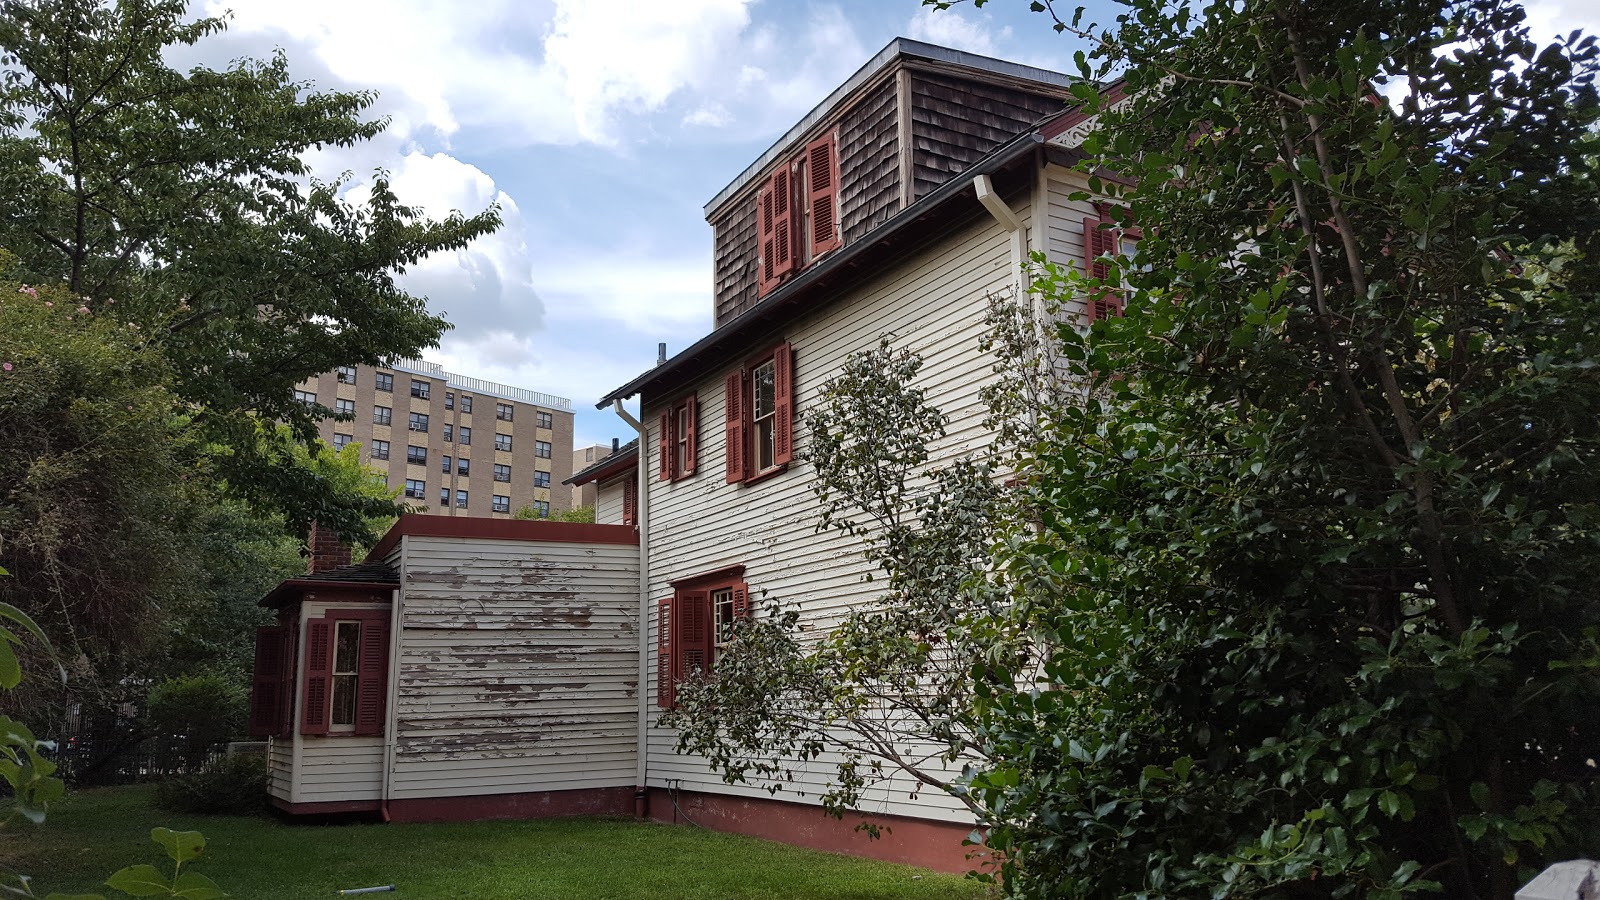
xmin=598 ymin=127 xmax=1049 ymax=409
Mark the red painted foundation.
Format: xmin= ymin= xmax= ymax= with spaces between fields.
xmin=646 ymin=787 xmax=990 ymax=875
xmin=385 ymin=786 xmax=635 ymax=823
xmin=270 ymin=796 xmax=380 ymax=815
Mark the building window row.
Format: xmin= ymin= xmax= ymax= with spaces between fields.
xmin=652 ymin=340 xmax=793 ymax=487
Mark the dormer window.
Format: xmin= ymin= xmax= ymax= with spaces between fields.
xmin=757 ymin=132 xmax=841 ymax=297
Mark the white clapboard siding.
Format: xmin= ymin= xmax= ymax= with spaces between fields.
xmin=284 ymin=597 xmax=390 ymax=804
xmin=1044 ymin=166 xmax=1105 ymax=324
xmin=595 ymin=473 xmax=629 ymax=526
xmin=640 ymin=192 xmax=1038 ymax=824
xmin=267 ymin=737 xmax=293 ymax=801
xmin=389 ymin=534 xmax=639 ymax=800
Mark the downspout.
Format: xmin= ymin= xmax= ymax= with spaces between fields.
xmin=612 ymin=397 xmax=649 ymax=818
xmin=380 ymin=561 xmax=404 ymax=822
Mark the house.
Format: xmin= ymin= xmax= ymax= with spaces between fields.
xmin=252 ymin=518 xmax=641 ymax=821
xmin=565 ymin=439 xmax=639 ymax=526
xmin=251 ymin=37 xmax=1125 ymax=872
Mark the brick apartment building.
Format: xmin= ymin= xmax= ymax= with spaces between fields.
xmin=296 ymin=359 xmax=574 ymax=518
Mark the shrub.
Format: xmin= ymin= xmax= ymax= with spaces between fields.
xmin=154 ymin=752 xmax=269 ymax=815
xmin=146 ymin=672 xmax=246 ymax=768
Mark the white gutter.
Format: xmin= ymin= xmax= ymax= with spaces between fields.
xmin=612 ymin=399 xmax=650 ymax=798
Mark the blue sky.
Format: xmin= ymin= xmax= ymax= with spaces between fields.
xmin=187 ymin=0 xmax=1594 ymax=451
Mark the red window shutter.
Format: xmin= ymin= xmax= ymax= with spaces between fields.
xmin=300 ymin=618 xmax=332 ymax=736
xmin=1083 ymin=215 xmax=1123 ymax=321
xmin=674 ymin=590 xmax=712 ymax=682
xmin=353 ymin=615 xmax=389 ymax=736
xmin=622 ymin=477 xmax=636 ymax=526
xmin=724 ymin=369 xmax=746 ymax=484
xmin=730 ymin=582 xmax=751 ymax=622
xmin=248 ymin=626 xmax=284 ymax=739
xmin=277 ymin=624 xmax=296 ymax=735
xmin=656 ymin=597 xmax=674 ymax=708
xmin=806 ymin=134 xmax=841 ymax=257
xmin=772 ymin=342 xmax=794 ymax=466
xmin=757 ymin=169 xmax=796 ymax=298
xmin=683 ymin=394 xmax=698 ymax=476
xmin=658 ymin=411 xmax=672 ymax=481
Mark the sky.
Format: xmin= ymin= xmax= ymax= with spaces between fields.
xmin=183 ymin=0 xmax=1598 ymax=451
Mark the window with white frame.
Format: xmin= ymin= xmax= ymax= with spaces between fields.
xmin=329 ymin=621 xmax=361 ymax=731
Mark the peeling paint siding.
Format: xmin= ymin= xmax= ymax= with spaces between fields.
xmin=595 ymin=474 xmax=628 ymax=526
xmin=640 ymin=195 xmax=1035 ymax=824
xmin=389 ymin=535 xmax=640 ymax=800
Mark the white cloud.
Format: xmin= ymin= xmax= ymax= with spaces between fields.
xmin=906 ymin=6 xmax=1012 ymax=58
xmin=1521 ymin=0 xmax=1600 ymax=47
xmin=342 ymin=151 xmax=543 ymax=343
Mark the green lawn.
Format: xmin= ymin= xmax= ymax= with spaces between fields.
xmin=3 ymin=786 xmax=990 ymax=899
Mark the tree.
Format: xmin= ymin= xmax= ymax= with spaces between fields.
xmin=948 ymin=0 xmax=1600 ymax=897
xmin=0 ymin=0 xmax=500 ymax=540
xmin=666 ymin=336 xmax=1020 ymax=824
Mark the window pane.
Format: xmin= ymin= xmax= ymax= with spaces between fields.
xmin=753 ymin=360 xmax=775 ymax=419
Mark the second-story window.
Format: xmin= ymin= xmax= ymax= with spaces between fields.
xmin=724 ymin=341 xmax=793 ymax=484
xmin=658 ymin=395 xmax=698 ymax=481
xmin=757 ymin=133 xmax=840 ymax=298
xmin=408 ymin=412 xmax=429 ymax=433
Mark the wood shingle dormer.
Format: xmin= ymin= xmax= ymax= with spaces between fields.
xmin=707 ymin=38 xmax=1079 ymax=327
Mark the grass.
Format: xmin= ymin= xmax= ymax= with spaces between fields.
xmin=3 ymin=786 xmax=991 ymax=899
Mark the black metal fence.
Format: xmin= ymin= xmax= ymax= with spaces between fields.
xmin=51 ymin=714 xmax=228 ymax=785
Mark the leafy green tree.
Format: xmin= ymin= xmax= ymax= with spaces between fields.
xmin=945 ymin=0 xmax=1600 ymax=897
xmin=0 ymin=0 xmax=500 ymax=539
xmin=666 ymin=336 xmax=1017 ymax=822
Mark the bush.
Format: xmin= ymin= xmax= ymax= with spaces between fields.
xmin=154 ymin=752 xmax=269 ymax=815
xmin=145 ymin=672 xmax=246 ymax=768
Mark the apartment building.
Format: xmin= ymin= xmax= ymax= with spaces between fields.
xmin=295 ymin=359 xmax=574 ymax=518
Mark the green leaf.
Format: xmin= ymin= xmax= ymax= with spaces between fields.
xmin=105 ymin=865 xmax=171 ymax=897
xmin=151 ymin=828 xmax=206 ymax=866
xmin=170 ymin=872 xmax=227 ymax=900
xmin=43 ymin=894 xmax=108 ymax=900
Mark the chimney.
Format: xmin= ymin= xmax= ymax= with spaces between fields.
xmin=612 ymin=437 xmax=620 ymax=453
xmin=657 ymin=342 xmax=667 ymax=366
xmin=307 ymin=522 xmax=353 ymax=574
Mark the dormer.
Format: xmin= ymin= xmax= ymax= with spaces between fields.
xmin=706 ymin=39 xmax=1079 ymax=327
